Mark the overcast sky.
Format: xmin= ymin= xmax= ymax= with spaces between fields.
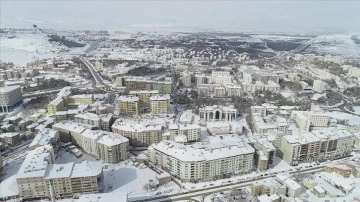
xmin=1 ymin=1 xmax=360 ymax=33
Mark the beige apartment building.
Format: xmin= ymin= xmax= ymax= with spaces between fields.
xmin=16 ymin=145 xmax=103 ymax=200
xmin=281 ymin=129 xmax=353 ymax=166
xmin=148 ymin=136 xmax=255 ymax=183
xmin=112 ymin=120 xmax=163 ymax=147
xmin=117 ymin=95 xmax=139 ymax=116
xmin=168 ymin=123 xmax=201 ymax=142
xmin=149 ymin=94 xmax=171 ymax=114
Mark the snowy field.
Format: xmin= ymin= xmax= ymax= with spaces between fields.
xmin=325 ymin=111 xmax=360 ymax=126
xmin=309 ymin=34 xmax=360 ymax=57
xmin=0 ymin=157 xmax=24 ymax=198
xmin=0 ymin=31 xmax=90 ymax=66
xmin=55 ymin=148 xmax=180 ymax=198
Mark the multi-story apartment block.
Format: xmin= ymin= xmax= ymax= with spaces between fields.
xmin=150 ymin=94 xmax=170 ymax=114
xmin=68 ymin=94 xmax=94 ymax=105
xmin=0 ymin=85 xmax=23 ymax=113
xmin=313 ymin=80 xmax=328 ymax=93
xmin=347 ymin=67 xmax=360 ymax=77
xmin=211 ymin=71 xmax=231 ymax=85
xmin=47 ymin=87 xmax=72 ymax=115
xmin=0 ymin=132 xmax=21 ymax=147
xmin=148 ymin=136 xmax=255 ymax=182
xmin=29 ymin=128 xmax=61 ymax=153
xmin=292 ymin=109 xmax=330 ymax=132
xmin=180 ymin=72 xmax=192 ymax=87
xmin=281 ymin=129 xmax=353 ymax=166
xmin=254 ymin=138 xmax=276 ymax=171
xmin=168 ymin=123 xmax=201 ymax=142
xmin=16 ymin=144 xmax=104 ymax=200
xmin=129 ymin=90 xmax=159 ymax=106
xmin=242 ymin=81 xmax=280 ymax=93
xmin=251 ymin=106 xmax=267 ymax=118
xmin=117 ymin=95 xmax=139 ymax=116
xmin=199 ymin=105 xmax=237 ymax=122
xmin=74 ymin=112 xmax=101 ymax=129
xmin=99 ymin=113 xmax=113 ymax=131
xmin=52 ymin=121 xmax=91 ymax=143
xmin=122 ymin=76 xmax=172 ymax=93
xmin=112 ymin=119 xmax=163 ymax=147
xmin=97 ymin=132 xmax=129 ymax=164
xmin=225 ymin=84 xmax=242 ymax=97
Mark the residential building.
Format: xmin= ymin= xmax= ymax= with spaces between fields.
xmin=16 ymin=144 xmax=103 ymax=200
xmin=325 ymin=165 xmax=352 ymax=178
xmin=313 ymin=80 xmax=328 ymax=93
xmin=0 ymin=85 xmax=23 ymax=113
xmin=281 ymin=129 xmax=353 ymax=166
xmin=112 ymin=119 xmax=163 ymax=147
xmin=52 ymin=121 xmax=92 ymax=144
xmin=68 ymin=94 xmax=94 ymax=105
xmin=0 ymin=132 xmax=21 ymax=147
xmin=148 ymin=136 xmax=255 ymax=182
xmin=347 ymin=67 xmax=360 ymax=77
xmin=29 ymin=128 xmax=60 ymax=153
xmin=168 ymin=123 xmax=201 ymax=142
xmin=74 ymin=112 xmax=101 ymax=128
xmin=117 ymin=95 xmax=139 ymax=116
xmin=100 ymin=113 xmax=113 ymax=131
xmin=150 ymin=94 xmax=170 ymax=114
xmin=275 ymin=175 xmax=302 ymax=198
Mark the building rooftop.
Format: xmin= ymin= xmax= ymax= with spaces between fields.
xmin=44 ymin=163 xmax=74 ymax=179
xmin=29 ymin=128 xmax=58 ymax=148
xmin=151 ymin=136 xmax=254 ymax=162
xmin=0 ymin=85 xmax=21 ymax=93
xmin=17 ymin=145 xmax=53 ymax=179
xmin=71 ymin=161 xmax=102 ymax=178
xmin=118 ymin=95 xmax=139 ymax=102
xmin=52 ymin=121 xmax=91 ymax=134
xmin=149 ymin=94 xmax=171 ymax=101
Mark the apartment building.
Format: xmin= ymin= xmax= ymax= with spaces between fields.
xmin=99 ymin=113 xmax=113 ymax=131
xmin=251 ymin=106 xmax=267 ymax=118
xmin=74 ymin=112 xmax=101 ymax=129
xmin=16 ymin=144 xmax=104 ymax=200
xmin=324 ymin=165 xmax=352 ymax=178
xmin=97 ymin=132 xmax=129 ymax=164
xmin=292 ymin=109 xmax=330 ymax=132
xmin=68 ymin=94 xmax=94 ymax=105
xmin=52 ymin=121 xmax=92 ymax=144
xmin=199 ymin=105 xmax=237 ymax=122
xmin=348 ymin=67 xmax=360 ymax=77
xmin=281 ymin=129 xmax=353 ymax=166
xmin=225 ymin=84 xmax=242 ymax=97
xmin=117 ymin=95 xmax=139 ymax=116
xmin=112 ymin=119 xmax=163 ymax=147
xmin=211 ymin=70 xmax=231 ymax=85
xmin=148 ymin=135 xmax=255 ymax=182
xmin=150 ymin=94 xmax=170 ymax=114
xmin=242 ymin=81 xmax=280 ymax=93
xmin=0 ymin=85 xmax=23 ymax=113
xmin=47 ymin=87 xmax=72 ymax=115
xmin=80 ymin=129 xmax=129 ymax=163
xmin=180 ymin=72 xmax=192 ymax=87
xmin=122 ymin=76 xmax=173 ymax=93
xmin=0 ymin=132 xmax=21 ymax=147
xmin=254 ymin=138 xmax=276 ymax=171
xmin=168 ymin=123 xmax=201 ymax=142
xmin=29 ymin=128 xmax=61 ymax=153
xmin=313 ymin=80 xmax=328 ymax=93
xmin=129 ymin=90 xmax=158 ymax=106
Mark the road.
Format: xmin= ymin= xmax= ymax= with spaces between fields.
xmin=132 ymin=166 xmax=324 ymax=202
xmin=23 ymin=88 xmax=63 ymax=98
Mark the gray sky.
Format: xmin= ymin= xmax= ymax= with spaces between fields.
xmin=1 ymin=1 xmax=360 ymax=33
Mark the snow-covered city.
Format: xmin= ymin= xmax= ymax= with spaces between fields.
xmin=1 ymin=1 xmax=360 ymax=202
